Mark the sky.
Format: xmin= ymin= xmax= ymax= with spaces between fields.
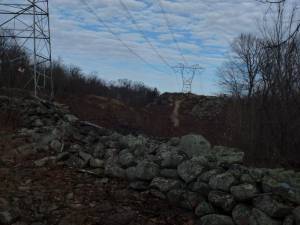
xmin=48 ymin=0 xmax=297 ymax=95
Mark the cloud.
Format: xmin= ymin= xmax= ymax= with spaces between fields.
xmin=47 ymin=0 xmax=299 ymax=94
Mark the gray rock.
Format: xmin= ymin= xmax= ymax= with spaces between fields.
xmin=89 ymin=158 xmax=104 ymax=168
xmin=227 ymin=164 xmax=249 ymax=179
xmin=105 ymin=164 xmax=126 ymax=178
xmin=129 ymin=181 xmax=149 ymax=191
xmin=160 ymin=169 xmax=179 ymax=179
xmin=169 ymin=137 xmax=180 ymax=146
xmin=293 ymin=207 xmax=300 ymax=225
xmin=253 ymin=195 xmax=293 ymax=218
xmin=126 ymin=167 xmax=137 ymax=181
xmin=93 ymin=142 xmax=105 ymax=159
xmin=78 ymin=151 xmax=92 ymax=166
xmin=156 ymin=147 xmax=185 ymax=168
xmin=150 ymin=177 xmax=182 ymax=193
xmin=199 ymin=168 xmax=225 ymax=182
xmin=195 ymin=200 xmax=215 ymax=217
xmin=197 ymin=214 xmax=234 ymax=225
xmin=283 ymin=215 xmax=295 ymax=225
xmin=179 ymin=134 xmax=211 ymax=158
xmin=118 ymin=149 xmax=135 ymax=168
xmin=209 ymin=172 xmax=237 ymax=192
xmin=119 ymin=135 xmax=146 ymax=149
xmin=56 ymin=152 xmax=70 ymax=161
xmin=249 ymin=208 xmax=281 ymax=225
xmin=64 ymin=114 xmax=78 ymax=122
xmin=34 ymin=156 xmax=55 ymax=167
xmin=240 ymin=174 xmax=255 ymax=184
xmin=249 ymin=168 xmax=265 ymax=182
xmin=208 ymin=191 xmax=236 ymax=212
xmin=33 ymin=119 xmax=43 ymax=127
xmin=232 ymin=204 xmax=252 ymax=225
xmin=50 ymin=139 xmax=61 ymax=150
xmin=230 ymin=184 xmax=259 ymax=201
xmin=189 ymin=181 xmax=210 ymax=196
xmin=135 ymin=161 xmax=159 ymax=181
xmin=177 ymin=159 xmax=204 ymax=183
xmin=213 ymin=146 xmax=244 ymax=166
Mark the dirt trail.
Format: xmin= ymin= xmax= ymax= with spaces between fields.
xmin=171 ymin=100 xmax=182 ymax=128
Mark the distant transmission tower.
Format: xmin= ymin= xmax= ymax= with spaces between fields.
xmin=0 ymin=0 xmax=53 ymax=97
xmin=173 ymin=63 xmax=203 ymax=93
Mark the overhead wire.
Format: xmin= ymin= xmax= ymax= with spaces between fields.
xmin=79 ymin=0 xmax=166 ymax=74
xmin=157 ymin=0 xmax=188 ymax=65
xmin=117 ymin=0 xmax=174 ymax=72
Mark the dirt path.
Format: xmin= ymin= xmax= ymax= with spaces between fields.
xmin=171 ymin=100 xmax=182 ymax=128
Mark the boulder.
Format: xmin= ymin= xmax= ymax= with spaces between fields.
xmin=232 ymin=204 xmax=252 ymax=225
xmin=160 ymin=169 xmax=179 ymax=179
xmin=209 ymin=172 xmax=238 ymax=192
xmin=129 ymin=181 xmax=149 ymax=191
xmin=119 ymin=135 xmax=146 ymax=150
xmin=118 ymin=149 xmax=136 ymax=168
xmin=213 ymin=146 xmax=244 ymax=166
xmin=135 ymin=161 xmax=159 ymax=181
xmin=283 ymin=215 xmax=295 ymax=225
xmin=126 ymin=167 xmax=137 ymax=181
xmin=208 ymin=191 xmax=236 ymax=212
xmin=177 ymin=159 xmax=204 ymax=183
xmin=89 ymin=158 xmax=105 ymax=168
xmin=249 ymin=208 xmax=281 ymax=225
xmin=197 ymin=214 xmax=234 ymax=225
xmin=179 ymin=134 xmax=211 ymax=158
xmin=199 ymin=168 xmax=225 ymax=182
xmin=155 ymin=147 xmax=185 ymax=168
xmin=230 ymin=184 xmax=259 ymax=201
xmin=240 ymin=174 xmax=255 ymax=184
xmin=189 ymin=181 xmax=210 ymax=196
xmin=253 ymin=195 xmax=293 ymax=218
xmin=195 ymin=200 xmax=215 ymax=217
xmin=105 ymin=164 xmax=126 ymax=178
xmin=150 ymin=177 xmax=182 ymax=193
xmin=78 ymin=151 xmax=92 ymax=166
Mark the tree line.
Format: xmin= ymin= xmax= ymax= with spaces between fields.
xmin=0 ymin=35 xmax=159 ymax=107
xmin=219 ymin=1 xmax=300 ymax=166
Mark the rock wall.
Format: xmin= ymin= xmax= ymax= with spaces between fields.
xmin=1 ymin=95 xmax=300 ymax=225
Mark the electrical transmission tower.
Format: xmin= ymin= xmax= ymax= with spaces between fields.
xmin=0 ymin=0 xmax=53 ymax=97
xmin=173 ymin=63 xmax=203 ymax=93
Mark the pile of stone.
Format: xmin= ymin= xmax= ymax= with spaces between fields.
xmin=1 ymin=95 xmax=300 ymax=225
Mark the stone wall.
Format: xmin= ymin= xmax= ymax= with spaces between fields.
xmin=1 ymin=95 xmax=300 ymax=225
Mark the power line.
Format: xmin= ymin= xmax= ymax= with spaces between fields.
xmin=118 ymin=0 xmax=174 ymax=71
xmin=157 ymin=0 xmax=188 ymax=65
xmin=79 ymin=0 xmax=166 ymax=74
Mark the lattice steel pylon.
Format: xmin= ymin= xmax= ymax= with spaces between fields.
xmin=0 ymin=0 xmax=53 ymax=98
xmin=173 ymin=63 xmax=203 ymax=93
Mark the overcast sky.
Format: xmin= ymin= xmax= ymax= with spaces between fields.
xmin=49 ymin=0 xmax=297 ymax=95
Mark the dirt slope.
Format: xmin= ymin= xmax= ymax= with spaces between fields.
xmin=59 ymin=93 xmax=227 ymax=145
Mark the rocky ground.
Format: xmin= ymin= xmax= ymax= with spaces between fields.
xmin=1 ymin=94 xmax=300 ymax=225
xmin=0 ymin=96 xmax=194 ymax=225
